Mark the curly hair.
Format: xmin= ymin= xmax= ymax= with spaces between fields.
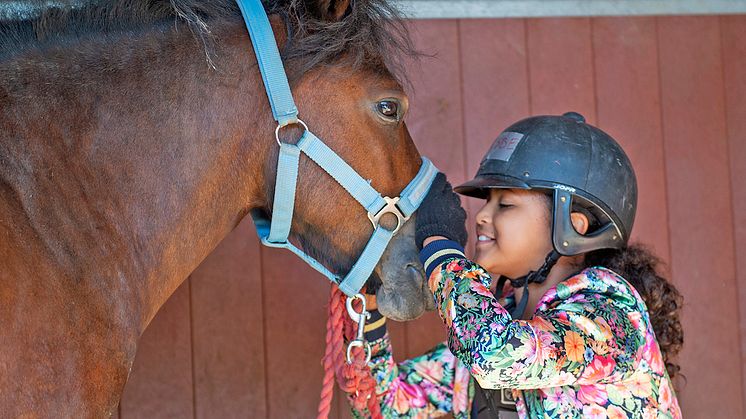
xmin=584 ymin=244 xmax=684 ymax=382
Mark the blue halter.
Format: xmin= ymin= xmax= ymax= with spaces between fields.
xmin=236 ymin=0 xmax=438 ymax=297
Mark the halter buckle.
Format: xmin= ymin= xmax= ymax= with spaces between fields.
xmin=367 ymin=196 xmax=408 ymax=235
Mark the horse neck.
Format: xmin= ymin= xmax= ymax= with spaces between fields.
xmin=0 ymin=20 xmax=274 ymax=332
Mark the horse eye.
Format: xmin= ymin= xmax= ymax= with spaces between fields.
xmin=376 ymin=100 xmax=399 ymax=119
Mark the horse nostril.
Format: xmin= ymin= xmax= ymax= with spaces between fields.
xmin=406 ymin=263 xmax=424 ymax=276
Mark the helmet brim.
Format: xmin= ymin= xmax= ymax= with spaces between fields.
xmin=454 ymin=174 xmax=530 ymax=199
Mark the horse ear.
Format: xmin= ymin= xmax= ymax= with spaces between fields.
xmin=314 ymin=0 xmax=351 ymax=21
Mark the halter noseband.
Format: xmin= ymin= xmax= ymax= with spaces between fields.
xmin=237 ymin=0 xmax=437 ymax=297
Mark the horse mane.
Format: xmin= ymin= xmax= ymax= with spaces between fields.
xmin=0 ymin=0 xmax=415 ymax=79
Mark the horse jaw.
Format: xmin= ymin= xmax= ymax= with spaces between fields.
xmin=374 ymin=216 xmax=435 ymax=321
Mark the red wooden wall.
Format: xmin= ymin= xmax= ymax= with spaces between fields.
xmin=117 ymin=15 xmax=746 ymax=418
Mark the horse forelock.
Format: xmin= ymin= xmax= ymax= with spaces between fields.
xmin=0 ymin=0 xmax=416 ymax=81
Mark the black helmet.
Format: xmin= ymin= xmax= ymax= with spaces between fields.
xmin=455 ymin=112 xmax=638 ymax=257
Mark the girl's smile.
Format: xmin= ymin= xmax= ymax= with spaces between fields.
xmin=476 ymin=234 xmax=495 ymax=244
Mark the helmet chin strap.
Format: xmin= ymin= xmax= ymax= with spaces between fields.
xmin=494 ymin=250 xmax=561 ymax=319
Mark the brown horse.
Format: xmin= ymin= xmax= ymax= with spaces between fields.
xmin=0 ymin=0 xmax=436 ymax=416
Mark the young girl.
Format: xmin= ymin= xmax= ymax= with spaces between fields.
xmin=351 ymin=113 xmax=683 ymax=418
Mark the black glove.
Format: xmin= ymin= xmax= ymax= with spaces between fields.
xmin=415 ymin=172 xmax=468 ymax=249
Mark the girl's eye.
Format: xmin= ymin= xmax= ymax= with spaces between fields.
xmin=499 ymin=202 xmax=513 ymax=208
xmin=376 ymin=100 xmax=400 ymax=120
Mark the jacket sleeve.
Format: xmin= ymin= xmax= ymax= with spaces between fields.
xmin=349 ymin=332 xmax=474 ymax=418
xmin=420 ymin=240 xmax=647 ymax=391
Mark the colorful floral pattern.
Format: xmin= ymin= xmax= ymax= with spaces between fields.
xmin=350 ymin=257 xmax=682 ymax=418
xmin=351 ymin=336 xmax=474 ymax=418
xmin=428 ymin=259 xmax=682 ymax=418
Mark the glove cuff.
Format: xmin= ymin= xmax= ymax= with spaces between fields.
xmin=415 ymin=223 xmax=467 ymax=249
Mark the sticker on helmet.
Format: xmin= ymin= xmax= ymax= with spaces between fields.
xmin=484 ymin=132 xmax=524 ymax=162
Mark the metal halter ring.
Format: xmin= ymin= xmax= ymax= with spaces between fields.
xmin=275 ymin=119 xmax=308 ymax=146
xmin=367 ymin=196 xmax=409 ymax=235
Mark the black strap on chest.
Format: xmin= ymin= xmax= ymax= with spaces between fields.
xmin=472 ymin=383 xmax=517 ymax=419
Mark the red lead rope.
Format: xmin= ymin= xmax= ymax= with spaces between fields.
xmin=317 ymin=284 xmax=382 ymax=419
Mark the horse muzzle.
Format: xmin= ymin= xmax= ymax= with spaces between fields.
xmin=373 ymin=217 xmax=435 ymax=321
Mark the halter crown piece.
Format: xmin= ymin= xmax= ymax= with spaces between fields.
xmin=236 ymin=0 xmax=438 ymax=297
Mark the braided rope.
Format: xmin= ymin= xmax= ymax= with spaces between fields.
xmin=317 ymin=285 xmax=382 ymax=419
xmin=317 ymin=285 xmax=341 ymax=418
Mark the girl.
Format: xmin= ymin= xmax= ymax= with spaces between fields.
xmin=350 ymin=112 xmax=683 ymax=418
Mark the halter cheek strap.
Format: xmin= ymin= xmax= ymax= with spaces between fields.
xmin=236 ymin=0 xmax=298 ymax=127
xmin=237 ymin=0 xmax=438 ymax=297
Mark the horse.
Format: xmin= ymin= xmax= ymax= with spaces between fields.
xmin=0 ymin=0 xmax=438 ymax=415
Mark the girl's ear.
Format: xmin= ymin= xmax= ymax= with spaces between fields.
xmin=570 ymin=211 xmax=590 ymax=235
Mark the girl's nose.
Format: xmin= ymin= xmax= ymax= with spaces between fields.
xmin=476 ymin=203 xmax=492 ymax=225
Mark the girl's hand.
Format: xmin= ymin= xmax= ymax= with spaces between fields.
xmin=415 ymin=173 xmax=468 ymax=249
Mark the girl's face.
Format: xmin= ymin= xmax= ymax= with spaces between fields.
xmin=474 ymin=188 xmax=554 ymax=279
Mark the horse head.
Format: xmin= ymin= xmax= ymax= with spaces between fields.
xmin=254 ymin=0 xmax=436 ymax=320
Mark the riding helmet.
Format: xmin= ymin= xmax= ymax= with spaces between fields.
xmin=455 ymin=112 xmax=638 ymax=256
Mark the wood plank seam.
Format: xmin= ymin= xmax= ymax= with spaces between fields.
xmin=718 ymin=15 xmax=746 ymax=416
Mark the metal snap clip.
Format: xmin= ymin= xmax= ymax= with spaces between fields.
xmin=346 ymin=294 xmax=372 ymax=364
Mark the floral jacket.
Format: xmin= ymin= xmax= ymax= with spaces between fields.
xmin=351 ymin=335 xmax=474 ymax=418
xmin=352 ymin=240 xmax=681 ymax=418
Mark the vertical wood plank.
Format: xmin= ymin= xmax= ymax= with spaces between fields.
xmin=336 ymin=387 xmax=352 ymax=419
xmin=190 ymin=218 xmax=267 ymax=418
xmin=721 ymin=14 xmax=746 ymax=410
xmin=385 ymin=319 xmax=408 ymax=369
xmin=261 ymin=247 xmax=333 ymax=418
xmin=120 ymin=281 xmax=193 ymax=418
xmin=405 ymin=20 xmax=467 ymax=186
xmin=592 ymin=17 xmax=671 ymax=262
xmin=657 ymin=16 xmax=742 ymax=417
xmin=526 ymin=18 xmax=596 ymax=122
xmin=402 ymin=19 xmax=465 ymax=359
